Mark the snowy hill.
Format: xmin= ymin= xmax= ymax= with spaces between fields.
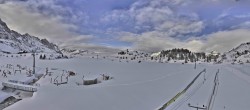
xmin=61 ymin=48 xmax=89 ymax=56
xmin=220 ymin=42 xmax=250 ymax=63
xmin=0 ymin=18 xmax=61 ymax=54
xmin=115 ymin=49 xmax=221 ymax=64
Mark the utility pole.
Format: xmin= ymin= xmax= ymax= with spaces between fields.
xmin=188 ymin=103 xmax=207 ymax=110
xmin=32 ymin=51 xmax=35 ymax=75
xmin=194 ymin=58 xmax=197 ymax=69
xmin=204 ymin=71 xmax=206 ymax=81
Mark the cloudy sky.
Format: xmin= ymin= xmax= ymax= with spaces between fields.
xmin=0 ymin=0 xmax=250 ymax=53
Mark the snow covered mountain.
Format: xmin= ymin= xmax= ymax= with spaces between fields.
xmin=61 ymin=48 xmax=89 ymax=56
xmin=0 ymin=18 xmax=61 ymax=54
xmin=220 ymin=42 xmax=250 ymax=63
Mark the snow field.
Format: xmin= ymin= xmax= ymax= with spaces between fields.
xmin=0 ymin=54 xmax=249 ymax=110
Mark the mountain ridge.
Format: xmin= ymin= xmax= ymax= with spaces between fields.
xmin=0 ymin=18 xmax=61 ymax=54
xmin=220 ymin=42 xmax=250 ymax=63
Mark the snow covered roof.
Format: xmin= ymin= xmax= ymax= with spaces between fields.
xmin=2 ymin=82 xmax=37 ymax=92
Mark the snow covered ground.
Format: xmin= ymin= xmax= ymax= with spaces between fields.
xmin=166 ymin=64 xmax=250 ymax=110
xmin=0 ymin=54 xmax=249 ymax=110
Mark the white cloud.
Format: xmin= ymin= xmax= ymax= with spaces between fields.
xmin=134 ymin=5 xmax=173 ymax=25
xmin=201 ymin=29 xmax=250 ymax=52
xmin=0 ymin=1 xmax=100 ymax=51
xmin=104 ymin=0 xmax=206 ymax=52
xmin=102 ymin=0 xmax=204 ymax=37
xmin=157 ymin=21 xmax=204 ymax=36
xmin=63 ymin=43 xmax=121 ymax=54
xmin=108 ymin=0 xmax=250 ymax=53
xmin=119 ymin=31 xmax=205 ymax=52
xmin=231 ymin=21 xmax=250 ymax=29
xmin=58 ymin=35 xmax=94 ymax=46
xmin=1 ymin=0 xmax=249 ymax=54
xmin=0 ymin=1 xmax=121 ymax=53
xmin=0 ymin=2 xmax=78 ymax=42
xmin=0 ymin=1 xmax=124 ymax=53
xmin=119 ymin=29 xmax=250 ymax=53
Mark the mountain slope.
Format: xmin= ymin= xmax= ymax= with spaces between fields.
xmin=61 ymin=48 xmax=89 ymax=56
xmin=220 ymin=42 xmax=250 ymax=63
xmin=0 ymin=18 xmax=61 ymax=54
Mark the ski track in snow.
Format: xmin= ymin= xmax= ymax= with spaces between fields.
xmin=166 ymin=68 xmax=215 ymax=110
xmin=167 ymin=80 xmax=204 ymax=110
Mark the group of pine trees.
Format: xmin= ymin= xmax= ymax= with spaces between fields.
xmin=117 ymin=48 xmax=220 ymax=63
xmin=158 ymin=48 xmax=207 ymax=62
xmin=154 ymin=48 xmax=219 ymax=63
xmin=39 ymin=54 xmax=68 ymax=60
xmin=39 ymin=54 xmax=46 ymax=59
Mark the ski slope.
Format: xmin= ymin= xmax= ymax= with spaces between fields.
xmin=165 ymin=64 xmax=250 ymax=110
xmin=0 ymin=54 xmax=249 ymax=110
